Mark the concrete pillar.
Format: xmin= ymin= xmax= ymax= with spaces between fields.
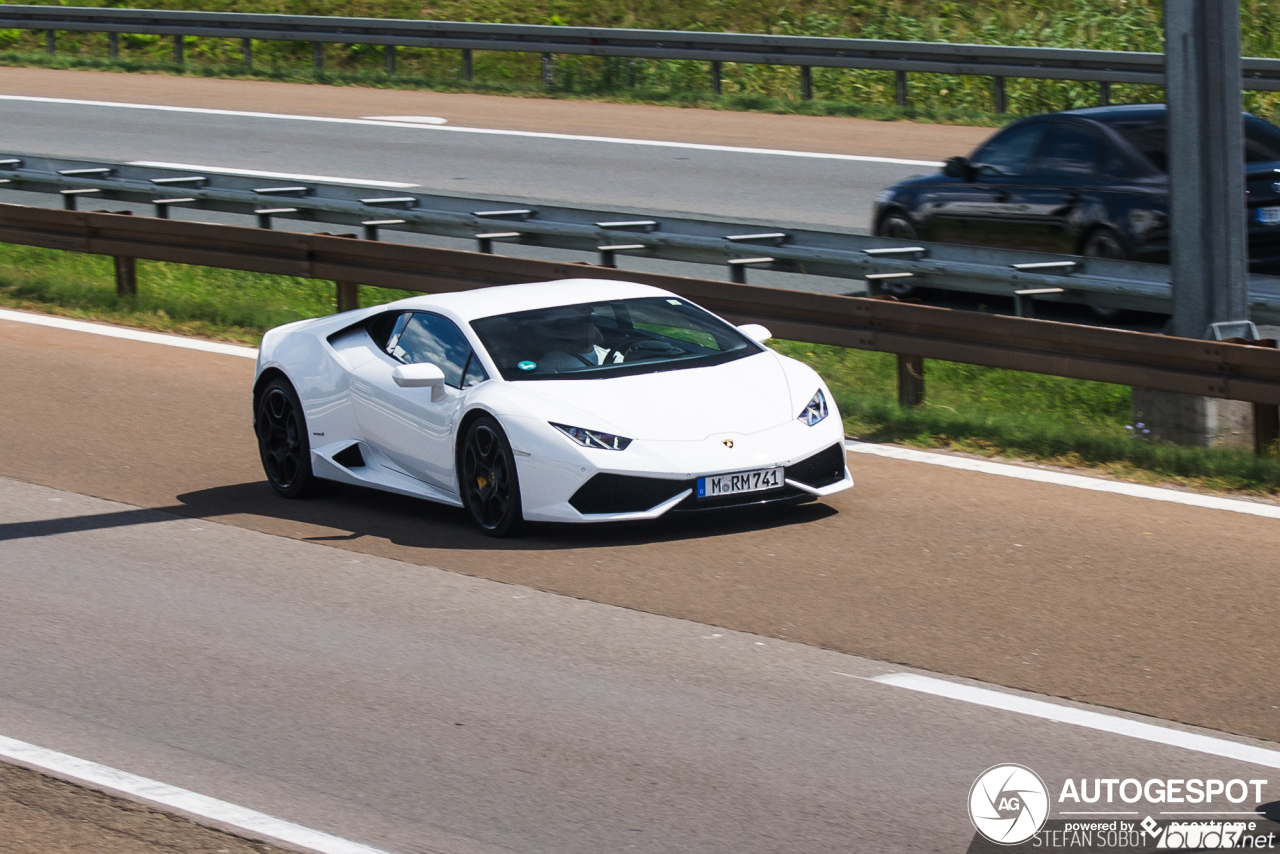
xmin=1131 ymin=389 xmax=1253 ymax=448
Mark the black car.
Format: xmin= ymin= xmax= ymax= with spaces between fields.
xmin=873 ymin=104 xmax=1280 ymax=278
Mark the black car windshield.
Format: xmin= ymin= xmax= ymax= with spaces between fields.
xmin=1106 ymin=114 xmax=1280 ymax=170
xmin=469 ymin=297 xmax=763 ymax=381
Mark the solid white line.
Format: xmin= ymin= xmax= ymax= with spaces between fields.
xmin=867 ymin=673 xmax=1280 ymax=770
xmin=0 ymin=309 xmax=259 ymax=359
xmin=0 ymin=94 xmax=943 ymax=167
xmin=846 ymin=440 xmax=1280 ymax=520
xmin=126 ymin=160 xmax=418 ymax=189
xmin=0 ymin=733 xmax=395 ymax=854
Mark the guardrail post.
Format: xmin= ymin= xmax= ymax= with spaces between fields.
xmin=45 ymin=31 xmax=54 ymax=55
xmin=313 ymin=42 xmax=324 ymax=73
xmin=895 ymin=70 xmax=908 ymax=107
xmin=541 ymin=53 xmax=554 ymax=87
xmin=1255 ymin=403 xmax=1280 ymax=454
xmin=336 ymin=282 xmax=360 ymax=313
xmin=385 ymin=44 xmax=396 ymax=75
xmin=711 ymin=61 xmax=722 ymax=95
xmin=173 ymin=34 xmax=184 ymax=65
xmin=1099 ymin=81 xmax=1111 ymax=106
xmin=897 ymin=354 xmax=925 ymax=407
xmin=108 ymin=32 xmax=118 ymax=60
xmin=461 ymin=48 xmax=473 ymax=81
xmin=992 ymin=76 xmax=1007 ymax=114
xmin=800 ymin=66 xmax=812 ymax=101
xmin=114 ymin=256 xmax=137 ymax=298
xmin=241 ymin=38 xmax=252 ymax=67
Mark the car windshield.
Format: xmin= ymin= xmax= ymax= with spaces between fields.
xmin=469 ymin=297 xmax=763 ymax=381
xmin=1105 ymin=114 xmax=1280 ymax=170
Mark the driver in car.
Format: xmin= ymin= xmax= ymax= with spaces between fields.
xmin=537 ymin=312 xmax=624 ymax=371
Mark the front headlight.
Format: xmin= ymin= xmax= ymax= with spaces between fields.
xmin=797 ymin=390 xmax=829 ymax=426
xmin=874 ymin=188 xmax=896 ymax=204
xmin=551 ymin=423 xmax=633 ymax=450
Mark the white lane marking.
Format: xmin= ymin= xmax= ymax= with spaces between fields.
xmin=867 ymin=673 xmax=1280 ymax=770
xmin=846 ymin=440 xmax=1280 ymax=520
xmin=362 ymin=115 xmax=448 ymax=125
xmin=126 ymin=160 xmax=417 ymax=189
xmin=0 ymin=733 xmax=395 ymax=854
xmin=0 ymin=309 xmax=258 ymax=359
xmin=0 ymin=95 xmax=943 ymax=167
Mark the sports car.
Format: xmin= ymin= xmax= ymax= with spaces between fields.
xmin=253 ymin=279 xmax=852 ymax=536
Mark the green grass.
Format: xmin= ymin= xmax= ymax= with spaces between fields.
xmin=4 ymin=241 xmax=1280 ymax=496
xmin=7 ymin=0 xmax=1280 ymax=125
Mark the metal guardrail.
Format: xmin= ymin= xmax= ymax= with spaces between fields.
xmin=5 ymin=4 xmax=1280 ymax=106
xmin=4 ymin=203 xmax=1280 ymax=418
xmin=7 ymin=154 xmax=1280 ymax=323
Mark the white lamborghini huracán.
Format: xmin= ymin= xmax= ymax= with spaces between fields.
xmin=253 ymin=279 xmax=851 ymax=536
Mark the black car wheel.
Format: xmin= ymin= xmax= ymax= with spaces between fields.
xmin=873 ymin=214 xmax=919 ymax=296
xmin=255 ymin=377 xmax=323 ymax=498
xmin=1081 ymin=230 xmax=1129 ymax=320
xmin=459 ymin=416 xmax=523 ymax=537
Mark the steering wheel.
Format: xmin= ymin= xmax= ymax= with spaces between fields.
xmin=621 ymin=340 xmax=684 ymax=360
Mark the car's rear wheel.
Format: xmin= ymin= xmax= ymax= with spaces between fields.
xmin=256 ymin=377 xmax=323 ymax=498
xmin=873 ymin=214 xmax=919 ymax=296
xmin=1081 ymin=229 xmax=1128 ymax=320
xmin=459 ymin=416 xmax=523 ymax=537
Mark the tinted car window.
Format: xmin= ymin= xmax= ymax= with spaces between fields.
xmin=1245 ymin=115 xmax=1280 ymax=163
xmin=1035 ymin=124 xmax=1099 ymax=177
xmin=1100 ymin=141 xmax=1140 ymax=179
xmin=971 ymin=122 xmax=1050 ymax=177
xmin=391 ymin=313 xmax=473 ymax=388
xmin=461 ymin=353 xmax=489 ymax=388
xmin=1106 ymin=114 xmax=1280 ymax=170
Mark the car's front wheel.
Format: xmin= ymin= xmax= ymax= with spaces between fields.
xmin=459 ymin=416 xmax=524 ymax=537
xmin=873 ymin=213 xmax=919 ymax=296
xmin=255 ymin=376 xmax=323 ymax=498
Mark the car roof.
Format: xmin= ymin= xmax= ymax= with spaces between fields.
xmin=1062 ymin=103 xmax=1167 ymax=124
xmin=382 ymin=278 xmax=676 ymax=322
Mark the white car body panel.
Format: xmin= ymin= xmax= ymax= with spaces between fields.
xmin=254 ymin=279 xmax=852 ymax=524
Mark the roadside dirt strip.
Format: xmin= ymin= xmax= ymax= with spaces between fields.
xmin=1 ymin=317 xmax=1278 ymax=745
xmin=0 ymin=66 xmax=993 ymax=161
xmin=0 ymin=761 xmax=284 ymax=854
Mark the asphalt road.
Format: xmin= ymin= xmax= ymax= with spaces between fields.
xmin=4 ymin=474 xmax=1280 ymax=854
xmin=0 ymin=95 xmax=929 ymax=232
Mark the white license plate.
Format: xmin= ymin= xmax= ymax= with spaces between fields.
xmin=698 ymin=467 xmax=784 ymax=498
xmin=1259 ymin=206 xmax=1280 ymax=225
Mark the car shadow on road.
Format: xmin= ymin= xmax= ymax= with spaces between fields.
xmin=169 ymin=479 xmax=839 ymax=552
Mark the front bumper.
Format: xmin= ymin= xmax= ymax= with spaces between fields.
xmin=504 ymin=415 xmax=852 ymax=523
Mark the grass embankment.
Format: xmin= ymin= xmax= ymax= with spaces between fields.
xmin=5 ymin=0 xmax=1280 ymax=123
xmin=4 ymin=243 xmax=1279 ymax=496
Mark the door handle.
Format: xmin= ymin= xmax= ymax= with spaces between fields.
xmin=1063 ymin=192 xmax=1080 ymax=204
xmin=992 ymin=190 xmax=1011 ymax=202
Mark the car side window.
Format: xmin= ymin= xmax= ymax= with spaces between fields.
xmin=971 ymin=123 xmax=1051 ymax=177
xmin=1100 ymin=141 xmax=1138 ymax=179
xmin=390 ymin=313 xmax=473 ymax=389
xmin=1035 ymin=124 xmax=1100 ymax=178
xmin=461 ymin=353 xmax=489 ymax=388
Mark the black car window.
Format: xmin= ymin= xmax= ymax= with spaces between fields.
xmin=1108 ymin=120 xmax=1168 ymax=172
xmin=390 ymin=312 xmax=473 ymax=389
xmin=1245 ymin=115 xmax=1280 ymax=163
xmin=1100 ymin=141 xmax=1139 ymax=179
xmin=1035 ymin=124 xmax=1100 ymax=178
xmin=971 ymin=122 xmax=1050 ymax=177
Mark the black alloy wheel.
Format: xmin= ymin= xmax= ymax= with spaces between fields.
xmin=1081 ymin=229 xmax=1129 ymax=320
xmin=459 ymin=416 xmax=523 ymax=537
xmin=255 ymin=377 xmax=320 ymax=498
xmin=873 ymin=214 xmax=919 ymax=296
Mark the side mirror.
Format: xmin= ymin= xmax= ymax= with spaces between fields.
xmin=737 ymin=323 xmax=772 ymax=343
xmin=943 ymin=155 xmax=974 ymax=181
xmin=392 ymin=362 xmax=447 ymax=400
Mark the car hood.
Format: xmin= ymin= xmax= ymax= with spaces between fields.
xmin=518 ymin=351 xmax=796 ymax=441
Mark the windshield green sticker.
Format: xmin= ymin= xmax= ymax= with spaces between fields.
xmin=517 ymin=360 xmax=537 ymax=371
